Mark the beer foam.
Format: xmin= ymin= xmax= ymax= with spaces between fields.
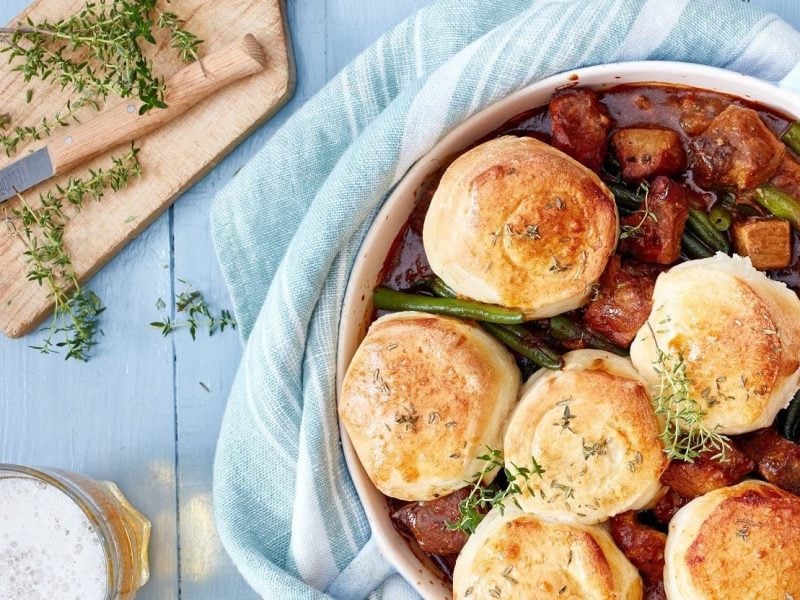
xmin=0 ymin=476 xmax=107 ymax=600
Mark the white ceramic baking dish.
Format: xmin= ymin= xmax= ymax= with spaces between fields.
xmin=336 ymin=60 xmax=800 ymax=600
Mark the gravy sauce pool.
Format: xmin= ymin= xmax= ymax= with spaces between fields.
xmin=374 ymin=83 xmax=799 ymax=586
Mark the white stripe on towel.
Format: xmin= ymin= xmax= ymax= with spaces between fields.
xmin=612 ymin=0 xmax=690 ymax=61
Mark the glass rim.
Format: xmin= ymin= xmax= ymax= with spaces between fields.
xmin=0 ymin=463 xmax=117 ymax=600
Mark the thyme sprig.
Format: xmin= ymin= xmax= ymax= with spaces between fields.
xmin=0 ymin=0 xmax=203 ymax=155
xmin=620 ymin=181 xmax=655 ymax=239
xmin=4 ymin=146 xmax=142 ymax=360
xmin=0 ymin=96 xmax=99 ymax=157
xmin=157 ymin=11 xmax=202 ymax=63
xmin=648 ymin=323 xmax=731 ymax=462
xmin=449 ymin=448 xmax=545 ymax=535
xmin=151 ymin=281 xmax=236 ymax=340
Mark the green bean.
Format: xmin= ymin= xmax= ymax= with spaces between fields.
xmin=782 ymin=121 xmax=800 ymax=156
xmin=428 ymin=276 xmax=457 ymax=299
xmin=754 ymin=184 xmax=800 ymax=230
xmin=373 ymin=287 xmax=525 ymax=324
xmin=681 ymin=231 xmax=714 ymax=259
xmin=736 ymin=203 xmax=762 ymax=217
xmin=481 ymin=322 xmax=563 ymax=370
xmin=425 ymin=276 xmax=562 ymax=370
xmin=548 ymin=316 xmax=626 ymax=356
xmin=602 ymin=153 xmax=622 ymax=178
xmin=607 ymin=182 xmax=642 ymax=211
xmin=686 ymin=209 xmax=731 ymax=254
xmin=783 ymin=390 xmax=800 ymax=443
xmin=709 ymin=205 xmax=733 ymax=232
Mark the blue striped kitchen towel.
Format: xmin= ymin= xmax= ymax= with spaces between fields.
xmin=210 ymin=0 xmax=800 ymax=597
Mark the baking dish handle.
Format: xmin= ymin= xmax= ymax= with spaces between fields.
xmin=325 ymin=535 xmax=395 ymax=598
xmin=779 ymin=61 xmax=800 ymax=94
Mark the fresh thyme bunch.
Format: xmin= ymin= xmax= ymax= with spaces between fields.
xmin=449 ymin=448 xmax=545 ymax=535
xmin=647 ymin=323 xmax=731 ymax=462
xmin=0 ymin=0 xmax=202 ymax=155
xmin=5 ymin=146 xmax=142 ymax=360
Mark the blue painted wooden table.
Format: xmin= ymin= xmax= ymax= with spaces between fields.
xmin=1 ymin=1 xmax=799 ymax=598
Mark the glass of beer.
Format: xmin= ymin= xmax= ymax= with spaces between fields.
xmin=0 ymin=464 xmax=151 ymax=600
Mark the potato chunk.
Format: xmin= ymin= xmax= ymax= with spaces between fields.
xmin=689 ymin=105 xmax=785 ymax=190
xmin=732 ymin=217 xmax=792 ymax=270
xmin=611 ymin=128 xmax=686 ymax=182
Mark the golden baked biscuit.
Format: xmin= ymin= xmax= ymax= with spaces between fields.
xmin=665 ymin=480 xmax=800 ymax=599
xmin=631 ymin=254 xmax=800 ymax=435
xmin=339 ymin=311 xmax=519 ymax=501
xmin=423 ymin=136 xmax=618 ymax=319
xmin=504 ymin=350 xmax=667 ymax=524
xmin=453 ymin=505 xmax=643 ymax=600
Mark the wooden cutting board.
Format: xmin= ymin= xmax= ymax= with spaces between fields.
xmin=0 ymin=0 xmax=294 ymax=338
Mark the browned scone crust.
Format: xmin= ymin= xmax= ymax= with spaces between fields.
xmin=504 ymin=350 xmax=668 ymax=524
xmin=453 ymin=506 xmax=643 ymax=600
xmin=631 ymin=254 xmax=800 ymax=435
xmin=339 ymin=311 xmax=519 ymax=501
xmin=422 ymin=136 xmax=618 ymax=319
xmin=665 ymin=480 xmax=800 ymax=599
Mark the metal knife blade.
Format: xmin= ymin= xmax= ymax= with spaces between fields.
xmin=0 ymin=148 xmax=55 ymax=203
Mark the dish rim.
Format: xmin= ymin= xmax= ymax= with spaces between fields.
xmin=335 ymin=59 xmax=800 ymax=600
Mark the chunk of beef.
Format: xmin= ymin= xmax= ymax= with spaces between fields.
xmin=737 ymin=427 xmax=800 ymax=495
xmin=610 ymin=511 xmax=667 ymax=600
xmin=678 ymin=92 xmax=730 ymax=136
xmin=652 ymin=488 xmax=690 ymax=525
xmin=731 ymin=217 xmax=792 ymax=270
xmin=550 ymin=88 xmax=612 ymax=171
xmin=644 ymin=581 xmax=667 ymax=600
xmin=618 ymin=176 xmax=691 ymax=264
xmin=611 ymin=128 xmax=687 ymax=182
xmin=392 ymin=487 xmax=470 ymax=555
xmin=689 ymin=105 xmax=786 ymax=190
xmin=659 ymin=444 xmax=754 ymax=499
xmin=583 ymin=257 xmax=660 ymax=347
xmin=770 ymin=155 xmax=800 ymax=199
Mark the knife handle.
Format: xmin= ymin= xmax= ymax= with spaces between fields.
xmin=46 ymin=34 xmax=267 ymax=176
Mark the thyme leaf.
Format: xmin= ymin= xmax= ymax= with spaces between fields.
xmin=620 ymin=182 xmax=655 ymax=239
xmin=448 ymin=448 xmax=545 ymax=535
xmin=647 ymin=322 xmax=731 ymax=462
